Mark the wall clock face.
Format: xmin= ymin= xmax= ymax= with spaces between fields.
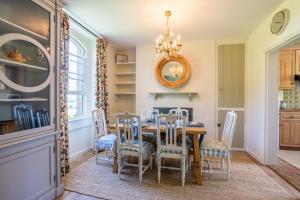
xmin=270 ymin=9 xmax=290 ymax=35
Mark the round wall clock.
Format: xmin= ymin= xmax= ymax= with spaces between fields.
xmin=270 ymin=9 xmax=290 ymax=35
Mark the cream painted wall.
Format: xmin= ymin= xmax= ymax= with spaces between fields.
xmin=246 ymin=0 xmax=300 ymax=163
xmin=136 ymin=40 xmax=217 ymax=139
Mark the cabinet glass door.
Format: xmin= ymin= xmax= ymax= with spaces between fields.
xmin=0 ymin=0 xmax=53 ymax=136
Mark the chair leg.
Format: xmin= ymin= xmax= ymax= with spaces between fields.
xmin=118 ymin=151 xmax=122 ymax=179
xmin=221 ymin=158 xmax=224 ymax=170
xmin=227 ymin=156 xmax=231 ymax=180
xmin=96 ymin=147 xmax=100 ymax=164
xmin=182 ymin=155 xmax=186 ymax=186
xmin=139 ymin=153 xmax=143 ymax=184
xmin=150 ymin=153 xmax=153 ymax=170
xmin=158 ymin=155 xmax=161 ymax=183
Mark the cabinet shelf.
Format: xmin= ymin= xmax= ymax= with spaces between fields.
xmin=0 ymin=18 xmax=48 ymax=44
xmin=0 ymin=58 xmax=48 ymax=71
xmin=115 ymin=92 xmax=136 ymax=95
xmin=116 ymin=62 xmax=136 ymax=65
xmin=0 ymin=18 xmax=48 ymax=43
xmin=115 ymin=72 xmax=136 ymax=75
xmin=115 ymin=82 xmax=135 ymax=85
xmin=0 ymin=98 xmax=48 ymax=102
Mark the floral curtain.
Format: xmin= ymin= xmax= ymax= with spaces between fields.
xmin=60 ymin=11 xmax=70 ymax=176
xmin=95 ymin=38 xmax=110 ymax=124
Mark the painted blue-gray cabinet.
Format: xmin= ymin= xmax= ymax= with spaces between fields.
xmin=0 ymin=0 xmax=64 ymax=199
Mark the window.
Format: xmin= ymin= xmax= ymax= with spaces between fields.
xmin=68 ymin=37 xmax=86 ymax=120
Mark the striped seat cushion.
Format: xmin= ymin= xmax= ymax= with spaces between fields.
xmin=120 ymin=141 xmax=154 ymax=159
xmin=96 ymin=134 xmax=117 ymax=150
xmin=201 ymin=140 xmax=230 ymax=158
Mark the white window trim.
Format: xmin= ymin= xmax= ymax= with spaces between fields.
xmin=68 ymin=35 xmax=88 ymax=121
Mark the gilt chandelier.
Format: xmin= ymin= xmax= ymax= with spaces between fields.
xmin=155 ymin=10 xmax=182 ymax=59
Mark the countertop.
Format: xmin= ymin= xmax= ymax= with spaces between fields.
xmin=280 ymin=109 xmax=300 ymax=112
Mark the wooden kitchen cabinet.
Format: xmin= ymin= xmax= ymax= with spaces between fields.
xmin=296 ymin=50 xmax=300 ymax=75
xmin=280 ymin=121 xmax=290 ymax=146
xmin=280 ymin=111 xmax=300 ymax=148
xmin=279 ymin=50 xmax=296 ymax=90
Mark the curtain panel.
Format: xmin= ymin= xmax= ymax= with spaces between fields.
xmin=60 ymin=11 xmax=70 ymax=176
xmin=95 ymin=38 xmax=110 ymax=124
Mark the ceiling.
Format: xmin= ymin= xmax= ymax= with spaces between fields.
xmin=65 ymin=0 xmax=283 ymax=50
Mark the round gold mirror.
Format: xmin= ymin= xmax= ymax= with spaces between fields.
xmin=155 ymin=55 xmax=190 ymax=88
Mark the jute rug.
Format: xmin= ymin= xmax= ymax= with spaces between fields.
xmin=63 ymin=152 xmax=294 ymax=200
xmin=270 ymin=158 xmax=300 ymax=191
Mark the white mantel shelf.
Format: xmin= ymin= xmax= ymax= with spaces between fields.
xmin=149 ymin=92 xmax=198 ymax=101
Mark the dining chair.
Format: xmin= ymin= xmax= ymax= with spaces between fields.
xmin=200 ymin=111 xmax=237 ymax=180
xmin=168 ymin=108 xmax=189 ymax=123
xmin=36 ymin=108 xmax=50 ymax=127
xmin=115 ymin=112 xmax=154 ymax=183
xmin=13 ymin=104 xmax=35 ymax=130
xmin=157 ymin=114 xmax=188 ymax=186
xmin=140 ymin=108 xmax=159 ymax=141
xmin=92 ymin=108 xmax=117 ymax=164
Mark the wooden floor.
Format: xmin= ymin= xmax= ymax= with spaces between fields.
xmin=55 ymin=151 xmax=300 ymax=200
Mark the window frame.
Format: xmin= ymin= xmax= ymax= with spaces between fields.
xmin=68 ymin=36 xmax=87 ymax=121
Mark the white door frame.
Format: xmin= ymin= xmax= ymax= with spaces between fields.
xmin=265 ymin=32 xmax=300 ymax=165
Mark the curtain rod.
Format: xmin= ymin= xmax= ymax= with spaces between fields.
xmin=68 ymin=15 xmax=99 ymax=38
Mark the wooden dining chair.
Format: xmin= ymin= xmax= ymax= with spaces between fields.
xmin=157 ymin=114 xmax=188 ymax=186
xmin=200 ymin=111 xmax=237 ymax=180
xmin=92 ymin=108 xmax=117 ymax=164
xmin=115 ymin=112 xmax=154 ymax=183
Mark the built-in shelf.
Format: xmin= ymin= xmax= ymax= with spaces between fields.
xmin=149 ymin=92 xmax=198 ymax=101
xmin=115 ymin=82 xmax=135 ymax=85
xmin=116 ymin=62 xmax=136 ymax=65
xmin=0 ymin=18 xmax=48 ymax=44
xmin=0 ymin=98 xmax=48 ymax=102
xmin=115 ymin=72 xmax=136 ymax=75
xmin=115 ymin=92 xmax=136 ymax=95
xmin=0 ymin=58 xmax=48 ymax=71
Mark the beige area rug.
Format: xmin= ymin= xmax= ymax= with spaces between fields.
xmin=63 ymin=152 xmax=294 ymax=200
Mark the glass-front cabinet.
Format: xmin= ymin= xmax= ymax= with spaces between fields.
xmin=0 ymin=0 xmax=54 ymax=137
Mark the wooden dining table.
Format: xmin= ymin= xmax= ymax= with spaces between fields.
xmin=108 ymin=124 xmax=206 ymax=185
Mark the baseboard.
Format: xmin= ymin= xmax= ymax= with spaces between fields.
xmin=69 ymin=146 xmax=93 ymax=159
xmin=232 ymin=147 xmax=246 ymax=151
xmin=56 ymin=184 xmax=64 ymax=197
xmin=246 ymin=148 xmax=265 ymax=164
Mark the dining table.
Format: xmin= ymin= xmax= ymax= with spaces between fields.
xmin=108 ymin=124 xmax=206 ymax=185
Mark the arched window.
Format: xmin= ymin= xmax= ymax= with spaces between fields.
xmin=68 ymin=36 xmax=86 ymax=120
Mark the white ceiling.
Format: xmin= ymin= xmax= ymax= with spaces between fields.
xmin=65 ymin=0 xmax=283 ymax=50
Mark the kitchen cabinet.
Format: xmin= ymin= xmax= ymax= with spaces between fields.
xmin=280 ymin=111 xmax=300 ymax=148
xmin=296 ymin=50 xmax=300 ymax=75
xmin=279 ymin=50 xmax=295 ymax=90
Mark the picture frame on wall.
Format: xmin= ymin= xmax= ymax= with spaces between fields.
xmin=115 ymin=54 xmax=128 ymax=63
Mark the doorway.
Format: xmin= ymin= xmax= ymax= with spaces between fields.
xmin=217 ymin=43 xmax=245 ymax=149
xmin=265 ymin=34 xmax=300 ymax=166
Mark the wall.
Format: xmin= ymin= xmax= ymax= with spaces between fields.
xmin=246 ymin=0 xmax=300 ymax=163
xmin=136 ymin=40 xmax=217 ymax=139
xmin=68 ymin=22 xmax=96 ymax=158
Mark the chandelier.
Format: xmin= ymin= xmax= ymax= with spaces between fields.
xmin=155 ymin=10 xmax=182 ymax=59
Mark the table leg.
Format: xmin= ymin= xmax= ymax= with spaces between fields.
xmin=112 ymin=149 xmax=118 ymax=173
xmin=193 ymin=134 xmax=203 ymax=185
